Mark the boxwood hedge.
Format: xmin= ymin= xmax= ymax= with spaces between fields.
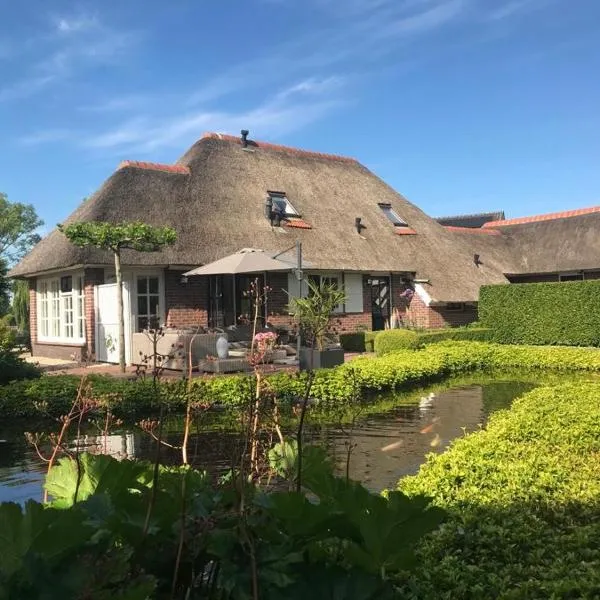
xmin=398 ymin=383 xmax=600 ymax=598
xmin=480 ymin=280 xmax=600 ymax=346
xmin=4 ymin=342 xmax=600 ymax=419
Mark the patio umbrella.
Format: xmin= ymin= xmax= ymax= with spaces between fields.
xmin=183 ymin=248 xmax=294 ymax=276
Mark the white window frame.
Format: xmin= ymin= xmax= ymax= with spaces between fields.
xmin=37 ymin=273 xmax=86 ymax=343
xmin=133 ymin=272 xmax=165 ymax=332
xmin=269 ymin=192 xmax=299 ymax=217
xmin=378 ymin=203 xmax=408 ymax=227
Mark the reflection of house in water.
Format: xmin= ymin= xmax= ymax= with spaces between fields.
xmin=323 ymin=386 xmax=486 ymax=492
xmin=71 ymin=433 xmax=137 ymax=460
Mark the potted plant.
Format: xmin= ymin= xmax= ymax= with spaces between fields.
xmin=289 ymin=278 xmax=347 ymax=370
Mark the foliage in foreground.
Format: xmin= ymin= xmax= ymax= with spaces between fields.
xmin=398 ymin=383 xmax=600 ymax=598
xmin=0 ymin=448 xmax=444 ymax=599
xmin=480 ymin=280 xmax=600 ymax=346
xmin=4 ymin=341 xmax=600 ymax=418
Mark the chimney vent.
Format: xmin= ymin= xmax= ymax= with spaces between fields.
xmin=474 ymin=253 xmax=481 ymax=266
xmin=241 ymin=129 xmax=249 ymax=148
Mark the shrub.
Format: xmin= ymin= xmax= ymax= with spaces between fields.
xmin=398 ymin=383 xmax=600 ymax=597
xmin=5 ymin=342 xmax=600 ymax=419
xmin=365 ymin=331 xmax=378 ymax=352
xmin=374 ymin=330 xmax=420 ymax=355
xmin=417 ymin=327 xmax=492 ymax=346
xmin=339 ymin=332 xmax=367 ymax=352
xmin=480 ymin=280 xmax=600 ymax=346
xmin=0 ymin=320 xmax=40 ymax=385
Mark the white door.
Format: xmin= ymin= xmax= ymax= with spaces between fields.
xmin=95 ymin=283 xmax=131 ymax=364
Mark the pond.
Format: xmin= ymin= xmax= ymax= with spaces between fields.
xmin=0 ymin=376 xmax=547 ymax=504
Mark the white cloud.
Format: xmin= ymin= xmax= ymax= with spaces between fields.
xmin=84 ymin=79 xmax=346 ymax=153
xmin=55 ymin=15 xmax=98 ymax=34
xmin=0 ymin=75 xmax=55 ymax=102
xmin=18 ymin=129 xmax=73 ymax=146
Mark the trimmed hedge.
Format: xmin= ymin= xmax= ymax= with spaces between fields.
xmin=338 ymin=331 xmax=380 ymax=353
xmin=480 ymin=280 xmax=600 ymax=346
xmin=374 ymin=330 xmax=420 ymax=355
xmin=4 ymin=342 xmax=600 ymax=419
xmin=416 ymin=327 xmax=491 ymax=346
xmin=398 ymin=383 xmax=600 ymax=597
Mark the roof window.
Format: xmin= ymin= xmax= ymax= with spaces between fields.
xmin=269 ymin=192 xmax=299 ymax=218
xmin=378 ymin=203 xmax=407 ymax=227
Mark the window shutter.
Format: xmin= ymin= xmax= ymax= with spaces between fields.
xmin=344 ymin=273 xmax=364 ymax=313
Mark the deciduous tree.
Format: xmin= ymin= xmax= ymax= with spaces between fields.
xmin=59 ymin=221 xmax=177 ymax=372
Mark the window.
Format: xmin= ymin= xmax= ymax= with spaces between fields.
xmin=268 ymin=192 xmax=299 ymax=218
xmin=445 ymin=302 xmax=465 ymax=312
xmin=136 ymin=275 xmax=161 ymax=331
xmin=37 ymin=275 xmax=85 ymax=342
xmin=559 ymin=272 xmax=584 ymax=282
xmin=307 ymin=274 xmax=343 ymax=313
xmin=378 ymin=203 xmax=408 ymax=227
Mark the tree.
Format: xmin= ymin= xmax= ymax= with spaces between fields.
xmin=0 ymin=193 xmax=43 ymax=317
xmin=0 ymin=193 xmax=43 ymax=264
xmin=12 ymin=279 xmax=30 ymax=332
xmin=58 ymin=222 xmax=177 ymax=372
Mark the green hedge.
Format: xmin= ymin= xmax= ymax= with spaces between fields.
xmin=374 ymin=330 xmax=420 ymax=355
xmin=416 ymin=327 xmax=491 ymax=346
xmin=480 ymin=280 xmax=600 ymax=346
xmin=398 ymin=383 xmax=600 ymax=597
xmin=339 ymin=332 xmax=366 ymax=352
xmin=5 ymin=342 xmax=600 ymax=419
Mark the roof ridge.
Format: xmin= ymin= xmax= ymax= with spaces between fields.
xmin=118 ymin=160 xmax=190 ymax=175
xmin=444 ymin=225 xmax=502 ymax=236
xmin=201 ymin=132 xmax=358 ymax=163
xmin=483 ymin=205 xmax=600 ymax=228
xmin=436 ymin=211 xmax=504 ymax=221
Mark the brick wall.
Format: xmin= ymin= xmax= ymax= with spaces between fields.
xmin=84 ymin=268 xmax=104 ymax=358
xmin=28 ymin=279 xmax=37 ymax=347
xmin=165 ymin=270 xmax=209 ymax=328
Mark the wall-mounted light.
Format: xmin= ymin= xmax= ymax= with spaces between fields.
xmin=180 ymin=275 xmax=188 ymax=285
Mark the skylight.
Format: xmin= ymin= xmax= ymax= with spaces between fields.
xmin=269 ymin=192 xmax=299 ymax=217
xmin=378 ymin=203 xmax=407 ymax=227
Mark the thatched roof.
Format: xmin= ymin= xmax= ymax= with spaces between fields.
xmin=486 ymin=209 xmax=600 ymax=275
xmin=11 ymin=133 xmax=514 ymax=302
xmin=436 ymin=211 xmax=505 ymax=228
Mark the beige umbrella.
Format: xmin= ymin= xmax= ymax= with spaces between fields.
xmin=183 ymin=248 xmax=294 ymax=277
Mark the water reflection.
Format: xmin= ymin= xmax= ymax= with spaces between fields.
xmin=0 ymin=381 xmax=534 ymax=503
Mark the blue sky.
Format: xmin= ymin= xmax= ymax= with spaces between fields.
xmin=1 ymin=0 xmax=599 ymax=233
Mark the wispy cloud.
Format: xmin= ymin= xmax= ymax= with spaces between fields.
xmin=83 ymin=78 xmax=347 ymax=153
xmin=486 ymin=0 xmax=548 ymax=21
xmin=0 ymin=12 xmax=142 ymax=103
xmin=18 ymin=129 xmax=73 ymax=146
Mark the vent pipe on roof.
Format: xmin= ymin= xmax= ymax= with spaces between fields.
xmin=355 ymin=217 xmax=365 ymax=234
xmin=474 ymin=253 xmax=481 ymax=266
xmin=241 ymin=129 xmax=249 ymax=148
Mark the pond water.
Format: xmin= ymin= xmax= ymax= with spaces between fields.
xmin=0 ymin=377 xmax=542 ymax=503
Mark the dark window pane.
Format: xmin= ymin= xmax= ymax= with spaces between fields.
xmin=138 ymin=296 xmax=148 ymax=315
xmin=138 ymin=277 xmax=147 ymax=294
xmin=149 ymin=277 xmax=159 ymax=294
xmin=138 ymin=317 xmax=148 ymax=332
xmin=149 ymin=296 xmax=159 ymax=316
xmin=60 ymin=276 xmax=72 ymax=293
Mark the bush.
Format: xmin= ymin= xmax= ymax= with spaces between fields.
xmin=374 ymin=330 xmax=420 ymax=355
xmin=5 ymin=342 xmax=600 ymax=419
xmin=339 ymin=332 xmax=367 ymax=352
xmin=365 ymin=331 xmax=378 ymax=352
xmin=0 ymin=320 xmax=40 ymax=385
xmin=480 ymin=280 xmax=600 ymax=346
xmin=417 ymin=327 xmax=491 ymax=346
xmin=398 ymin=383 xmax=600 ymax=597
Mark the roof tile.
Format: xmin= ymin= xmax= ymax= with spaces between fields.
xmin=483 ymin=205 xmax=600 ymax=228
xmin=201 ymin=132 xmax=357 ymax=164
xmin=283 ymin=218 xmax=313 ymax=230
xmin=395 ymin=227 xmax=417 ymax=235
xmin=444 ymin=225 xmax=502 ymax=236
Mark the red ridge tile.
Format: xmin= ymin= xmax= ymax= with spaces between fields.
xmin=444 ymin=226 xmax=502 ymax=236
xmin=283 ymin=218 xmax=313 ymax=230
xmin=201 ymin=132 xmax=357 ymax=163
xmin=395 ymin=227 xmax=417 ymax=235
xmin=483 ymin=205 xmax=600 ymax=228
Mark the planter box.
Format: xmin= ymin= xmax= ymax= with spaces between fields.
xmin=299 ymin=347 xmax=345 ymax=370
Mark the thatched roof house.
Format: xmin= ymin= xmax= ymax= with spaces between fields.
xmin=11 ymin=132 xmax=600 ymax=363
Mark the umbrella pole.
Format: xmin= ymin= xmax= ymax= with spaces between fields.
xmin=263 ymin=271 xmax=268 ymax=327
xmin=232 ymin=274 xmax=236 ymax=325
xmin=296 ymin=241 xmax=302 ymax=361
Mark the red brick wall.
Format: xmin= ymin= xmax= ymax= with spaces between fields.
xmin=165 ymin=270 xmax=209 ymax=328
xmin=84 ymin=268 xmax=104 ymax=358
xmin=28 ymin=279 xmax=37 ymax=347
xmin=31 ymin=341 xmax=87 ymax=361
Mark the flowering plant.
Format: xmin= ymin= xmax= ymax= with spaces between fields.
xmin=253 ymin=331 xmax=278 ymax=350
